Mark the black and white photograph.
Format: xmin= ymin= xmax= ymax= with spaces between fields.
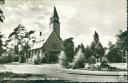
xmin=0 ymin=0 xmax=127 ymax=82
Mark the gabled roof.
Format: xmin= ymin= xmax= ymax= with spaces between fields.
xmin=30 ymin=30 xmax=62 ymax=50
xmin=30 ymin=30 xmax=52 ymax=50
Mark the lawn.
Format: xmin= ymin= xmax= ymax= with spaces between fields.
xmin=0 ymin=63 xmax=127 ymax=82
xmin=109 ymin=63 xmax=127 ymax=70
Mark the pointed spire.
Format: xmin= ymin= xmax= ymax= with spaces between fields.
xmin=52 ymin=6 xmax=59 ymax=18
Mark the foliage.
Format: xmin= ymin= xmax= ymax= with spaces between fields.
xmin=106 ymin=30 xmax=128 ymax=63
xmin=0 ymin=53 xmax=12 ymax=63
xmin=74 ymin=44 xmax=81 ymax=54
xmin=99 ymin=61 xmax=110 ymax=69
xmin=90 ymin=31 xmax=105 ymax=62
xmin=88 ymin=56 xmax=96 ymax=64
xmin=63 ymin=37 xmax=75 ymax=62
xmin=84 ymin=45 xmax=92 ymax=60
xmin=0 ymin=0 xmax=5 ymax=23
xmin=7 ymin=24 xmax=35 ymax=63
xmin=106 ymin=41 xmax=124 ymax=62
xmin=0 ymin=32 xmax=5 ymax=56
xmin=118 ymin=30 xmax=128 ymax=60
xmin=59 ymin=51 xmax=68 ymax=67
xmin=73 ymin=48 xmax=85 ymax=68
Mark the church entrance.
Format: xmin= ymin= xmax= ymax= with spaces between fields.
xmin=48 ymin=51 xmax=60 ymax=63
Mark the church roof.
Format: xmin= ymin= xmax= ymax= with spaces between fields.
xmin=30 ymin=30 xmax=52 ymax=50
xmin=51 ymin=6 xmax=59 ymax=18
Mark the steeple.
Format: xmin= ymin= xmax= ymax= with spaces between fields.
xmin=49 ymin=6 xmax=60 ymax=36
xmin=50 ymin=6 xmax=60 ymax=24
xmin=52 ymin=6 xmax=59 ymax=18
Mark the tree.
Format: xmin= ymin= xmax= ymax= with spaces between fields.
xmin=106 ymin=41 xmax=123 ymax=62
xmin=74 ymin=44 xmax=81 ymax=54
xmin=90 ymin=31 xmax=105 ymax=62
xmin=7 ymin=24 xmax=35 ymax=63
xmin=0 ymin=0 xmax=5 ymax=23
xmin=118 ymin=30 xmax=128 ymax=61
xmin=59 ymin=51 xmax=68 ymax=67
xmin=84 ymin=45 xmax=92 ymax=60
xmin=63 ymin=37 xmax=75 ymax=62
xmin=75 ymin=43 xmax=85 ymax=56
xmin=117 ymin=28 xmax=128 ymax=79
xmin=73 ymin=48 xmax=85 ymax=68
xmin=0 ymin=32 xmax=5 ymax=56
xmin=0 ymin=0 xmax=4 ymax=54
xmin=88 ymin=55 xmax=96 ymax=64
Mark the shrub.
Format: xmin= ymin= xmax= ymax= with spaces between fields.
xmin=88 ymin=56 xmax=96 ymax=64
xmin=73 ymin=49 xmax=85 ymax=68
xmin=59 ymin=51 xmax=68 ymax=67
xmin=0 ymin=53 xmax=12 ymax=64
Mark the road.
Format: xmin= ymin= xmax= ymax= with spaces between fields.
xmin=1 ymin=63 xmax=127 ymax=82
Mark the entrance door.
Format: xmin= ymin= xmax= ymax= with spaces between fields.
xmin=49 ymin=51 xmax=60 ymax=63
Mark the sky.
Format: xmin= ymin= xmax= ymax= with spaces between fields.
xmin=0 ymin=0 xmax=127 ymax=47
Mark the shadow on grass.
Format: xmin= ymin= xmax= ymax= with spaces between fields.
xmin=0 ymin=71 xmax=71 ymax=82
xmin=0 ymin=71 xmax=47 ymax=79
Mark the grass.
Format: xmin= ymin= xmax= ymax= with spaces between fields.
xmin=0 ymin=63 xmax=127 ymax=82
xmin=0 ymin=71 xmax=47 ymax=80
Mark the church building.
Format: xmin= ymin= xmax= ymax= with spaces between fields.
xmin=28 ymin=6 xmax=64 ymax=63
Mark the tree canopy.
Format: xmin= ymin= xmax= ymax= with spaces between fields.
xmin=7 ymin=24 xmax=35 ymax=63
xmin=63 ymin=37 xmax=75 ymax=62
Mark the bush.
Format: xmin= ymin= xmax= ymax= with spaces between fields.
xmin=73 ymin=49 xmax=85 ymax=68
xmin=0 ymin=53 xmax=12 ymax=64
xmin=59 ymin=51 xmax=68 ymax=67
xmin=88 ymin=56 xmax=96 ymax=64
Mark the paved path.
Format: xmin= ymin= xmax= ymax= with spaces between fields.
xmin=1 ymin=64 xmax=128 ymax=82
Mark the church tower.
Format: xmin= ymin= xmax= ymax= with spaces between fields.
xmin=49 ymin=6 xmax=60 ymax=36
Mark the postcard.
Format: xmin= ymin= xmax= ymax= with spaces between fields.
xmin=0 ymin=0 xmax=127 ymax=82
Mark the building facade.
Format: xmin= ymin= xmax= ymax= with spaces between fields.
xmin=28 ymin=6 xmax=64 ymax=63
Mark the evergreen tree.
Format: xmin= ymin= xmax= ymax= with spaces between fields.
xmin=73 ymin=48 xmax=85 ymax=68
xmin=84 ymin=45 xmax=92 ymax=61
xmin=90 ymin=31 xmax=105 ymax=62
xmin=59 ymin=51 xmax=68 ymax=67
xmin=75 ymin=44 xmax=81 ymax=54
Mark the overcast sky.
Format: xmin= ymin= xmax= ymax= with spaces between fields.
xmin=0 ymin=0 xmax=127 ymax=47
